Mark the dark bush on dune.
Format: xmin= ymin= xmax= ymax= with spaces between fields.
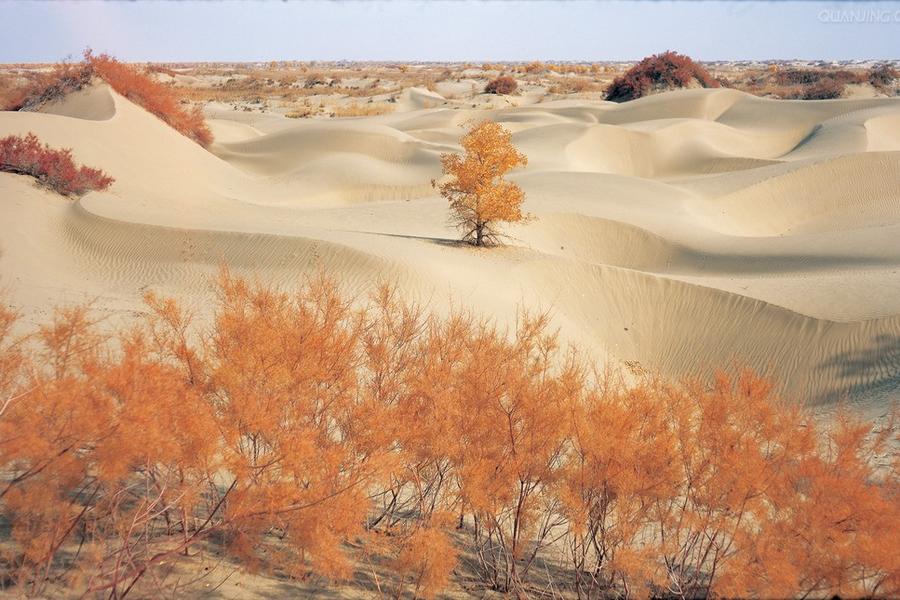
xmin=794 ymin=78 xmax=846 ymax=100
xmin=870 ymin=64 xmax=899 ymax=90
xmin=605 ymin=51 xmax=720 ymax=102
xmin=484 ymin=76 xmax=518 ymax=95
xmin=775 ymin=68 xmax=862 ymax=87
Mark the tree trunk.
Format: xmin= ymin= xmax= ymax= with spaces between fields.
xmin=475 ymin=221 xmax=484 ymax=246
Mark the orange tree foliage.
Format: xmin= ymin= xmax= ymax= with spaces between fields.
xmin=4 ymin=51 xmax=212 ymax=147
xmin=0 ymin=271 xmax=898 ymax=598
xmin=0 ymin=133 xmax=114 ymax=196
xmin=433 ymin=120 xmax=528 ymax=246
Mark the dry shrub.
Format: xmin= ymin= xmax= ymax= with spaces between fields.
xmin=4 ymin=51 xmax=212 ymax=147
xmin=775 ymin=68 xmax=863 ymax=87
xmin=523 ymin=61 xmax=546 ymax=74
xmin=606 ymin=50 xmax=720 ymax=102
xmin=484 ymin=76 xmax=518 ymax=95
xmin=285 ymin=106 xmax=318 ymax=119
xmin=0 ymin=270 xmax=897 ymax=598
xmin=146 ymin=64 xmax=178 ymax=78
xmin=793 ymin=78 xmax=846 ymax=100
xmin=0 ymin=133 xmax=113 ymax=196
xmin=332 ymin=102 xmax=394 ymax=118
xmin=549 ymin=77 xmax=599 ymax=94
xmin=870 ymin=63 xmax=899 ymax=91
xmin=86 ymin=52 xmax=212 ymax=147
xmin=2 ymin=61 xmax=93 ymax=111
xmin=304 ymin=71 xmax=326 ymax=88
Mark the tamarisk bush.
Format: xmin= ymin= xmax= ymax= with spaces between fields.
xmin=0 ymin=133 xmax=113 ymax=196
xmin=606 ymin=51 xmax=720 ymax=102
xmin=4 ymin=50 xmax=212 ymax=147
xmin=0 ymin=270 xmax=897 ymax=598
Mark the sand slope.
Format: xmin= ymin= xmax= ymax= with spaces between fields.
xmin=2 ymin=83 xmax=900 ymax=408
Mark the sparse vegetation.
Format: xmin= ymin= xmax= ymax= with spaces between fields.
xmin=484 ymin=75 xmax=518 ymax=95
xmin=548 ymin=76 xmax=599 ymax=95
xmin=870 ymin=63 xmax=899 ymax=91
xmin=0 ymin=132 xmax=113 ymax=196
xmin=85 ymin=52 xmax=213 ymax=146
xmin=3 ymin=51 xmax=212 ymax=147
xmin=0 ymin=271 xmax=897 ymax=598
xmin=332 ymin=101 xmax=394 ymax=117
xmin=2 ymin=61 xmax=93 ymax=112
xmin=606 ymin=51 xmax=721 ymax=102
xmin=434 ymin=120 xmax=528 ymax=246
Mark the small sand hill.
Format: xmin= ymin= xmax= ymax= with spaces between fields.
xmin=2 ymin=83 xmax=900 ymax=410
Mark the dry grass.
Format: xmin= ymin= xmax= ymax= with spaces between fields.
xmin=332 ymin=101 xmax=394 ymax=117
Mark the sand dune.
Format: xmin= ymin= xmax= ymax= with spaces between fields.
xmin=2 ymin=83 xmax=900 ymax=408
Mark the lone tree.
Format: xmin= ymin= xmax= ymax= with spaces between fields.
xmin=434 ymin=120 xmax=528 ymax=246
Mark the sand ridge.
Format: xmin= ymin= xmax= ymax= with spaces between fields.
xmin=2 ymin=82 xmax=900 ymax=408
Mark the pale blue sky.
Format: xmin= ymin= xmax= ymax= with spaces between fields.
xmin=1 ymin=1 xmax=899 ymax=63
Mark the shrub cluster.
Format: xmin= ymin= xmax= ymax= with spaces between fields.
xmin=605 ymin=51 xmax=720 ymax=102
xmin=0 ymin=133 xmax=113 ymax=196
xmin=774 ymin=68 xmax=863 ymax=87
xmin=484 ymin=75 xmax=518 ymax=95
xmin=0 ymin=270 xmax=897 ymax=598
xmin=3 ymin=51 xmax=212 ymax=147
xmin=3 ymin=62 xmax=94 ymax=112
xmin=870 ymin=63 xmax=899 ymax=91
xmin=332 ymin=101 xmax=394 ymax=117
xmin=86 ymin=52 xmax=213 ymax=147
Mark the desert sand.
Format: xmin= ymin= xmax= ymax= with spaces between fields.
xmin=2 ymin=82 xmax=900 ymax=414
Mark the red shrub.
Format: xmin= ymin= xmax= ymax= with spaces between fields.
xmin=605 ymin=51 xmax=720 ymax=102
xmin=484 ymin=75 xmax=518 ymax=95
xmin=0 ymin=133 xmax=114 ymax=196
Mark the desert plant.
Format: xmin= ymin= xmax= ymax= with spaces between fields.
xmin=4 ymin=51 xmax=212 ymax=147
xmin=799 ymin=78 xmax=846 ymax=99
xmin=86 ymin=51 xmax=213 ymax=146
xmin=549 ymin=77 xmax=599 ymax=95
xmin=484 ymin=76 xmax=518 ymax=95
xmin=2 ymin=61 xmax=93 ymax=112
xmin=433 ymin=120 xmax=528 ymax=246
xmin=870 ymin=63 xmax=899 ymax=91
xmin=0 ymin=133 xmax=113 ymax=196
xmin=605 ymin=51 xmax=720 ymax=102
xmin=332 ymin=102 xmax=394 ymax=117
xmin=0 ymin=272 xmax=898 ymax=598
xmin=304 ymin=71 xmax=326 ymax=88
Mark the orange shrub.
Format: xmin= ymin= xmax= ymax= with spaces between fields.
xmin=0 ymin=133 xmax=113 ymax=196
xmin=4 ymin=51 xmax=212 ymax=147
xmin=2 ymin=61 xmax=93 ymax=112
xmin=0 ymin=272 xmax=897 ymax=598
xmin=86 ymin=51 xmax=212 ymax=146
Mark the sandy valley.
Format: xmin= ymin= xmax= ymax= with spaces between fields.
xmin=3 ymin=76 xmax=900 ymax=417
